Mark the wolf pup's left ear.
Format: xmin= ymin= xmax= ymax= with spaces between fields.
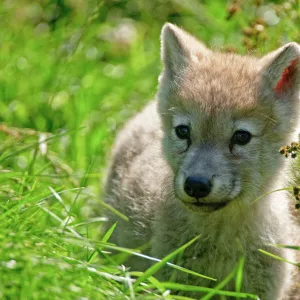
xmin=261 ymin=43 xmax=300 ymax=99
xmin=161 ymin=23 xmax=210 ymax=79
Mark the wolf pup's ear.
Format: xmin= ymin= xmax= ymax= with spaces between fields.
xmin=161 ymin=23 xmax=210 ymax=78
xmin=261 ymin=42 xmax=300 ymax=99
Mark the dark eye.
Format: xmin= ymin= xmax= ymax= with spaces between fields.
xmin=175 ymin=125 xmax=190 ymax=140
xmin=231 ymin=130 xmax=252 ymax=145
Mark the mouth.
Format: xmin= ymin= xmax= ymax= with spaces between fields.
xmin=183 ymin=200 xmax=230 ymax=212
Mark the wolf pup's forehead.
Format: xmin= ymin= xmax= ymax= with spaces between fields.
xmin=174 ymin=53 xmax=261 ymax=113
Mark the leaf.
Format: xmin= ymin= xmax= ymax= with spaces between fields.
xmin=101 ymin=222 xmax=117 ymax=243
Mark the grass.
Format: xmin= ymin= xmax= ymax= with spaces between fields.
xmin=0 ymin=0 xmax=299 ymax=299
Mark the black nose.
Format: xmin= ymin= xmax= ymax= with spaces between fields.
xmin=184 ymin=176 xmax=212 ymax=198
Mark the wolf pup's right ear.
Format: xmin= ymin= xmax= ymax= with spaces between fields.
xmin=161 ymin=23 xmax=210 ymax=79
xmin=261 ymin=42 xmax=300 ymax=99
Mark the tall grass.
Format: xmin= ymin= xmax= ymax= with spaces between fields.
xmin=0 ymin=0 xmax=299 ymax=299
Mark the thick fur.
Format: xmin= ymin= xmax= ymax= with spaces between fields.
xmin=104 ymin=24 xmax=300 ymax=299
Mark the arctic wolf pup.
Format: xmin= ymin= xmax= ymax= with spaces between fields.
xmin=104 ymin=24 xmax=300 ymax=299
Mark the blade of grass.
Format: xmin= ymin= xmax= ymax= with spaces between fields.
xmin=130 ymin=271 xmax=165 ymax=294
xmin=235 ymin=256 xmax=245 ymax=295
xmin=101 ymin=222 xmax=117 ymax=243
xmin=38 ymin=204 xmax=82 ymax=238
xmin=169 ymin=248 xmax=185 ymax=282
xmin=98 ymin=200 xmax=129 ymax=222
xmin=111 ymin=247 xmax=216 ymax=281
xmin=167 ymin=263 xmax=216 ymax=281
xmin=138 ymin=282 xmax=259 ymax=299
xmin=272 ymin=244 xmax=300 ymax=251
xmin=87 ymin=250 xmax=98 ymax=263
xmin=125 ymin=271 xmax=136 ymax=300
xmin=49 ymin=186 xmax=69 ymax=213
xmin=27 ymin=143 xmax=39 ymax=175
xmin=0 ymin=127 xmax=84 ymax=163
xmin=132 ymin=235 xmax=200 ymax=290
xmin=201 ymin=265 xmax=237 ymax=300
xmin=258 ymin=249 xmax=299 ymax=267
xmin=170 ymin=296 xmax=197 ymax=300
xmin=251 ymin=187 xmax=292 ymax=204
xmin=61 ymin=151 xmax=97 ymax=233
xmin=72 ymin=217 xmax=108 ymax=228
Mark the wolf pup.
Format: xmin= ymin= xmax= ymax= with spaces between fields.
xmin=104 ymin=24 xmax=300 ymax=299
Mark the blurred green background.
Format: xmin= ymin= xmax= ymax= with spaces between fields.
xmin=0 ymin=0 xmax=299 ymax=299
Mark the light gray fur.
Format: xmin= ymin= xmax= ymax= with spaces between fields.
xmin=104 ymin=24 xmax=300 ymax=299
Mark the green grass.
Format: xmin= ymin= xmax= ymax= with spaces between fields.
xmin=0 ymin=0 xmax=299 ymax=299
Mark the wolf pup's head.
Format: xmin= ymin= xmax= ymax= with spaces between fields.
xmin=157 ymin=23 xmax=300 ymax=213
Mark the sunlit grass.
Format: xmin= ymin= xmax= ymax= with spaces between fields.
xmin=0 ymin=0 xmax=299 ymax=299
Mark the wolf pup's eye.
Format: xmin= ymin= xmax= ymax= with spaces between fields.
xmin=175 ymin=125 xmax=190 ymax=140
xmin=231 ymin=130 xmax=252 ymax=145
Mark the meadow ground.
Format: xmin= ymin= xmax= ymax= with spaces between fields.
xmin=0 ymin=1 xmax=299 ymax=299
